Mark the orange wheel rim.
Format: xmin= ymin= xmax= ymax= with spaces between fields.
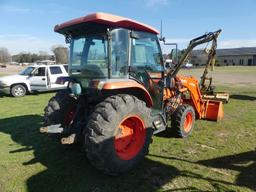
xmin=183 ymin=112 xmax=193 ymax=133
xmin=114 ymin=115 xmax=146 ymax=160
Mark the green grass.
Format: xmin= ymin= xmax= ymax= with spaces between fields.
xmin=0 ymin=78 xmax=256 ymax=191
xmin=213 ymin=66 xmax=256 ymax=73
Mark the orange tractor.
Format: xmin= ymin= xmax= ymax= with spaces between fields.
xmin=41 ymin=12 xmax=224 ymax=175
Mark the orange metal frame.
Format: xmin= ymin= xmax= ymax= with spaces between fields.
xmin=172 ymin=75 xmax=224 ymax=121
xmin=102 ymin=72 xmax=223 ymax=121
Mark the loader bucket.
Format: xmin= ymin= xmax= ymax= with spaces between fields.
xmin=204 ymin=100 xmax=224 ymax=121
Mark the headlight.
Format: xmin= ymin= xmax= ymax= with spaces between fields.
xmin=0 ymin=81 xmax=8 ymax=87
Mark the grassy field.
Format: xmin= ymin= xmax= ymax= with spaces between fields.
xmin=0 ymin=67 xmax=256 ymax=192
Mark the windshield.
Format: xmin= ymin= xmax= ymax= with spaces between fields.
xmin=19 ymin=67 xmax=35 ymax=75
xmin=70 ymin=35 xmax=108 ymax=78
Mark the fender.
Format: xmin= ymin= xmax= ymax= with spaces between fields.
xmin=24 ymin=79 xmax=31 ymax=92
xmin=102 ymin=79 xmax=153 ymax=107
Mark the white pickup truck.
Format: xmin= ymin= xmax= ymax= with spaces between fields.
xmin=0 ymin=64 xmax=68 ymax=97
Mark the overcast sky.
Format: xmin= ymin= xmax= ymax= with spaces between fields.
xmin=0 ymin=0 xmax=256 ymax=54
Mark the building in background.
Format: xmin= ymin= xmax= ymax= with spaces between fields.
xmin=191 ymin=47 xmax=256 ymax=66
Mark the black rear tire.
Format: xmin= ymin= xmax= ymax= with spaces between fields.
xmin=85 ymin=94 xmax=153 ymax=175
xmin=171 ymin=104 xmax=195 ymax=138
xmin=43 ymin=89 xmax=77 ymax=127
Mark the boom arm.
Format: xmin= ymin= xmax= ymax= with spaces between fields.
xmin=167 ymin=29 xmax=222 ymax=77
xmin=199 ymin=31 xmax=219 ymax=93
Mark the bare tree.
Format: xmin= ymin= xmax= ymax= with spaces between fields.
xmin=52 ymin=45 xmax=68 ymax=64
xmin=0 ymin=47 xmax=11 ymax=63
xmin=12 ymin=51 xmax=54 ymax=63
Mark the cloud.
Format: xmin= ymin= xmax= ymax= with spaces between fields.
xmin=146 ymin=0 xmax=168 ymax=7
xmin=0 ymin=5 xmax=30 ymax=13
xmin=160 ymin=37 xmax=256 ymax=53
xmin=0 ymin=34 xmax=65 ymax=54
xmin=218 ymin=40 xmax=256 ymax=49
xmin=0 ymin=3 xmax=80 ymax=15
xmin=164 ymin=38 xmax=256 ymax=49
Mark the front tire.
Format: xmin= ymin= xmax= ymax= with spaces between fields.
xmin=11 ymin=84 xmax=26 ymax=97
xmin=171 ymin=104 xmax=195 ymax=138
xmin=85 ymin=94 xmax=153 ymax=175
xmin=43 ymin=89 xmax=77 ymax=127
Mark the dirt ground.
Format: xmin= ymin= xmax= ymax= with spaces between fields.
xmin=0 ymin=65 xmax=26 ymax=76
xmin=179 ymin=66 xmax=256 ymax=85
xmin=1 ymin=65 xmax=256 ymax=86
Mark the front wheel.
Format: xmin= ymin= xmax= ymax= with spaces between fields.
xmin=171 ymin=104 xmax=195 ymax=138
xmin=85 ymin=94 xmax=153 ymax=175
xmin=43 ymin=90 xmax=77 ymax=127
xmin=11 ymin=84 xmax=27 ymax=97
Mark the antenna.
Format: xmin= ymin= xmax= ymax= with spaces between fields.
xmin=160 ymin=20 xmax=163 ymax=39
xmin=159 ymin=20 xmax=165 ymax=42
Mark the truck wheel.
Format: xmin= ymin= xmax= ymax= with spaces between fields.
xmin=11 ymin=84 xmax=27 ymax=97
xmin=171 ymin=104 xmax=195 ymax=138
xmin=85 ymin=94 xmax=153 ymax=175
xmin=44 ymin=89 xmax=77 ymax=127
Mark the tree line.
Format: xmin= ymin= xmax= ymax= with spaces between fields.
xmin=0 ymin=46 xmax=68 ymax=64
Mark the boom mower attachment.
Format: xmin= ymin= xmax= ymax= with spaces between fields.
xmin=167 ymin=29 xmax=222 ymax=77
xmin=164 ymin=29 xmax=225 ymax=121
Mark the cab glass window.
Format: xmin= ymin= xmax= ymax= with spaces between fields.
xmin=111 ymin=29 xmax=129 ymax=77
xmin=70 ymin=35 xmax=108 ymax=78
xmin=131 ymin=32 xmax=163 ymax=72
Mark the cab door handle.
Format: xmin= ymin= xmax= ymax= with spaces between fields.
xmin=42 ymin=78 xmax=46 ymax=81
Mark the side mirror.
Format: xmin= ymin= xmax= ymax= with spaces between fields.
xmin=164 ymin=59 xmax=173 ymax=69
xmin=165 ymin=62 xmax=171 ymax=69
xmin=130 ymin=31 xmax=140 ymax=39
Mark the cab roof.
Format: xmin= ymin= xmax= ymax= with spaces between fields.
xmin=54 ymin=12 xmax=159 ymax=35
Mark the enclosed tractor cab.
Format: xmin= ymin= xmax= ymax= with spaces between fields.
xmin=41 ymin=12 xmax=224 ymax=175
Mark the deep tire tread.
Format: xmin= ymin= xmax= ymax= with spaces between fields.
xmin=85 ymin=94 xmax=153 ymax=175
xmin=171 ymin=104 xmax=195 ymax=138
xmin=43 ymin=89 xmax=76 ymax=126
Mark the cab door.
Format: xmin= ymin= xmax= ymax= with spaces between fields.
xmin=29 ymin=67 xmax=48 ymax=91
xmin=130 ymin=31 xmax=164 ymax=115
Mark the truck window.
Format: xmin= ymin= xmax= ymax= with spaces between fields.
xmin=33 ymin=67 xmax=46 ymax=76
xmin=64 ymin=65 xmax=68 ymax=73
xmin=50 ymin=66 xmax=62 ymax=74
xmin=20 ymin=67 xmax=35 ymax=76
